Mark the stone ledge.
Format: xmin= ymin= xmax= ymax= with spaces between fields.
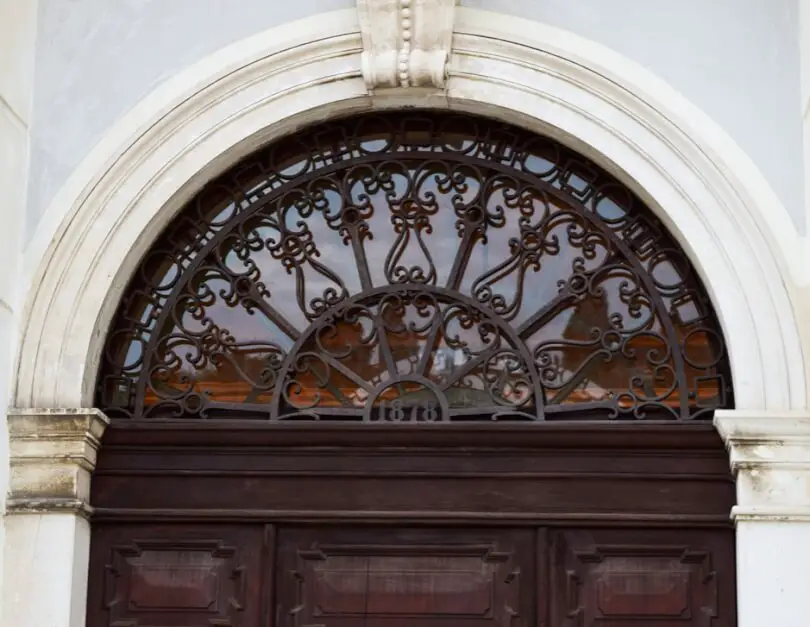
xmin=732 ymin=505 xmax=810 ymax=523
xmin=7 ymin=408 xmax=109 ymax=512
xmin=4 ymin=497 xmax=94 ymax=520
xmin=715 ymin=409 xmax=810 ymax=522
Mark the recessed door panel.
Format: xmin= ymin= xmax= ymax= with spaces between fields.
xmin=87 ymin=524 xmax=265 ymax=627
xmin=87 ymin=523 xmax=735 ymax=627
xmin=275 ymin=527 xmax=535 ymax=627
xmin=550 ymin=529 xmax=736 ymax=626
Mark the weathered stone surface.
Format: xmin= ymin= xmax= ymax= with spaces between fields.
xmin=357 ymin=0 xmax=455 ymax=89
xmin=7 ymin=408 xmax=108 ymax=516
xmin=715 ymin=410 xmax=810 ymax=521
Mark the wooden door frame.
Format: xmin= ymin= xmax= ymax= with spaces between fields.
xmin=85 ymin=420 xmax=737 ymax=626
xmin=89 ymin=421 xmax=735 ymax=527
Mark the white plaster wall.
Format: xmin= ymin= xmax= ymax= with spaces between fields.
xmin=26 ymin=0 xmax=353 ymax=240
xmin=2 ymin=515 xmax=92 ymax=627
xmin=463 ymin=0 xmax=805 ymax=233
xmin=0 ymin=0 xmax=38 ymax=618
xmin=25 ymin=0 xmax=805 ymax=240
xmin=801 ymin=0 xmax=810 ymax=233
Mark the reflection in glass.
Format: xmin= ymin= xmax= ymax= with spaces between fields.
xmin=97 ymin=112 xmax=732 ymax=421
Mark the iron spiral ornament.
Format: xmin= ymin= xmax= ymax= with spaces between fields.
xmin=96 ymin=112 xmax=732 ymax=421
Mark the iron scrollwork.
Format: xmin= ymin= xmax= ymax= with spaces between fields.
xmin=97 ymin=112 xmax=733 ymax=421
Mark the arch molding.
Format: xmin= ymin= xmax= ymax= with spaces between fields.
xmin=14 ymin=7 xmax=806 ymax=412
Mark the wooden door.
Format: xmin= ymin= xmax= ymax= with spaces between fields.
xmin=88 ymin=523 xmax=735 ymax=626
xmin=86 ymin=423 xmax=737 ymax=626
xmin=87 ymin=523 xmax=267 ymax=627
xmin=275 ymin=527 xmax=535 ymax=627
xmin=549 ymin=528 xmax=736 ymax=626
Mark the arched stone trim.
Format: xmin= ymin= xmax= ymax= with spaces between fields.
xmin=15 ymin=7 xmax=806 ymax=414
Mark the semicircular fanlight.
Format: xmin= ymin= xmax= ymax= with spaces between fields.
xmin=96 ymin=112 xmax=732 ymax=421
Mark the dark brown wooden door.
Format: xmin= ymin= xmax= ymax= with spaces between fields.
xmin=275 ymin=527 xmax=535 ymax=627
xmin=87 ymin=524 xmax=267 ymax=627
xmin=88 ymin=523 xmax=735 ymax=627
xmin=86 ymin=109 xmax=739 ymax=626
xmin=86 ymin=423 xmax=737 ymax=626
xmin=549 ymin=529 xmax=735 ymax=626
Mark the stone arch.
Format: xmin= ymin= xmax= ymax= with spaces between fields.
xmin=14 ymin=7 xmax=805 ymax=415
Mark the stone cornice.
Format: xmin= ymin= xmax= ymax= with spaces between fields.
xmin=7 ymin=408 xmax=109 ymax=517
xmin=357 ymin=0 xmax=456 ymax=89
xmin=715 ymin=409 xmax=810 ymax=522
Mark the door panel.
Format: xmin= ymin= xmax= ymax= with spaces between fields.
xmin=87 ymin=524 xmax=735 ymax=627
xmin=275 ymin=527 xmax=535 ymax=627
xmin=550 ymin=529 xmax=736 ymax=626
xmin=87 ymin=524 xmax=266 ymax=627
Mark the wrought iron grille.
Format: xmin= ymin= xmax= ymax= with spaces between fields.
xmin=97 ymin=112 xmax=732 ymax=421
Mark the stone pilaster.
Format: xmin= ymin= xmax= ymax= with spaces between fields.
xmin=2 ymin=409 xmax=109 ymax=627
xmin=715 ymin=409 xmax=810 ymax=627
xmin=6 ymin=408 xmax=108 ymax=516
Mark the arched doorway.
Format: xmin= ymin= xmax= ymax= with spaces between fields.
xmin=86 ymin=112 xmax=737 ymax=626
